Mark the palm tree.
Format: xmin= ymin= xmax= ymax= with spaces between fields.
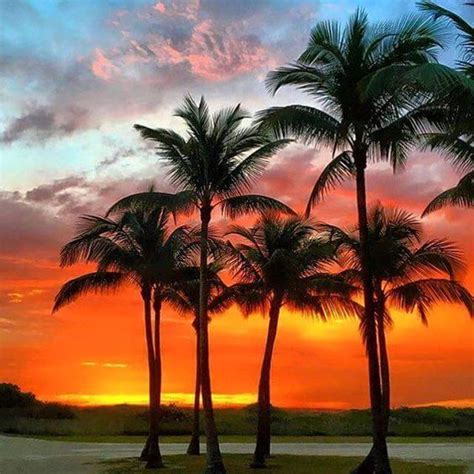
xmin=418 ymin=1 xmax=474 ymax=215
xmin=320 ymin=203 xmax=473 ymax=453
xmin=257 ymin=10 xmax=460 ymax=472
xmin=53 ymin=202 xmax=194 ymax=469
xmin=163 ymin=260 xmax=228 ymax=456
xmin=223 ymin=213 xmax=361 ymax=468
xmin=108 ymin=95 xmax=293 ymax=473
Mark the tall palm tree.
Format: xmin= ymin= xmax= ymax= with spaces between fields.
xmin=320 ymin=203 xmax=473 ymax=451
xmin=224 ymin=213 xmax=361 ymax=468
xmin=108 ymin=95 xmax=293 ymax=473
xmin=418 ymin=1 xmax=474 ymax=215
xmin=163 ymin=260 xmax=228 ymax=456
xmin=257 ymin=10 xmax=460 ymax=472
xmin=53 ymin=202 xmax=194 ymax=469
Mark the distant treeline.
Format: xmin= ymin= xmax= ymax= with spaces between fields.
xmin=1 ymin=384 xmax=473 ymax=438
xmin=0 ymin=383 xmax=75 ymax=420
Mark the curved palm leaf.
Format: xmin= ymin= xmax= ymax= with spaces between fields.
xmin=53 ymin=272 xmax=127 ymax=313
xmin=220 ymin=195 xmax=295 ymax=219
xmin=422 ymin=171 xmax=474 ymax=215
xmin=257 ymin=105 xmax=341 ymax=146
xmin=387 ymin=278 xmax=473 ymax=324
xmin=305 ymin=151 xmax=354 ymax=215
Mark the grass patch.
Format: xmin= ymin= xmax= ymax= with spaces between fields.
xmin=26 ymin=434 xmax=474 ymax=444
xmin=99 ymin=455 xmax=467 ymax=473
xmin=2 ymin=405 xmax=474 ymax=438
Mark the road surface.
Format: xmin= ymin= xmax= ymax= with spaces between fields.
xmin=0 ymin=435 xmax=472 ymax=473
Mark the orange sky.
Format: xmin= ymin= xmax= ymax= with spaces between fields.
xmin=1 ymin=149 xmax=473 ymax=409
xmin=0 ymin=0 xmax=473 ymax=409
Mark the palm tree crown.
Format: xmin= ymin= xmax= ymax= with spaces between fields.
xmin=259 ymin=9 xmax=462 ymax=214
xmin=321 ymin=203 xmax=473 ymax=325
xmin=53 ymin=204 xmax=193 ymax=311
xmin=225 ymin=213 xmax=359 ymax=318
xmin=417 ymin=1 xmax=474 ymax=215
xmin=110 ymin=95 xmax=293 ymax=218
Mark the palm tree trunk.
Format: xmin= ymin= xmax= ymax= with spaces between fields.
xmin=251 ymin=293 xmax=282 ymax=469
xmin=145 ymin=291 xmax=164 ymax=469
xmin=353 ymin=288 xmax=391 ymax=474
xmin=187 ymin=315 xmax=201 ymax=455
xmin=352 ymin=151 xmax=391 ymax=474
xmin=139 ymin=286 xmax=163 ymax=468
xmin=199 ymin=205 xmax=226 ymax=474
xmin=375 ymin=288 xmax=390 ymax=434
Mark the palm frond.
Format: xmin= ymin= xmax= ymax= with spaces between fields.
xmin=256 ymin=105 xmax=341 ymax=146
xmin=418 ymin=1 xmax=474 ymax=75
xmin=404 ymin=238 xmax=466 ymax=279
xmin=220 ymin=195 xmax=295 ymax=219
xmin=422 ymin=171 xmax=474 ymax=215
xmin=421 ymin=132 xmax=474 ymax=175
xmin=106 ymin=191 xmax=195 ymax=217
xmin=218 ymin=139 xmax=292 ymax=194
xmin=387 ymin=278 xmax=473 ymax=324
xmin=306 ymin=151 xmax=354 ymax=215
xmin=52 ymin=272 xmax=127 ymax=313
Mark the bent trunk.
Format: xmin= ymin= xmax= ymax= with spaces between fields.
xmin=199 ymin=205 xmax=226 ymax=474
xmin=353 ymin=153 xmax=391 ymax=474
xmin=145 ymin=291 xmax=164 ymax=469
xmin=139 ymin=286 xmax=163 ymax=468
xmin=376 ymin=287 xmax=390 ymax=434
xmin=187 ymin=315 xmax=201 ymax=455
xmin=352 ymin=287 xmax=391 ymax=474
xmin=251 ymin=293 xmax=282 ymax=469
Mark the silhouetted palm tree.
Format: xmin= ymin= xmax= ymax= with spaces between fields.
xmin=109 ymin=95 xmax=293 ymax=473
xmin=320 ymin=203 xmax=473 ymax=446
xmin=224 ymin=213 xmax=361 ymax=468
xmin=258 ymin=10 xmax=460 ymax=472
xmin=163 ymin=260 xmax=228 ymax=456
xmin=418 ymin=1 xmax=474 ymax=215
xmin=53 ymin=202 xmax=194 ymax=469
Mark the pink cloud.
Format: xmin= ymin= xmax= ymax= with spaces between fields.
xmin=153 ymin=0 xmax=199 ymax=20
xmin=97 ymin=3 xmax=276 ymax=83
xmin=187 ymin=20 xmax=274 ymax=81
xmin=91 ymin=48 xmax=119 ymax=81
xmin=153 ymin=2 xmax=166 ymax=14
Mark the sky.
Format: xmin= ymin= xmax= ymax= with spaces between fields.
xmin=0 ymin=0 xmax=473 ymax=409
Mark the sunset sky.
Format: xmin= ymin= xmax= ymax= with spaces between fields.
xmin=1 ymin=0 xmax=473 ymax=409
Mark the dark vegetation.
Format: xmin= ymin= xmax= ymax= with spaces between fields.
xmin=1 ymin=386 xmax=472 ymax=438
xmin=0 ymin=383 xmax=75 ymax=421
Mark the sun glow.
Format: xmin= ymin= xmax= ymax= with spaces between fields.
xmin=55 ymin=392 xmax=257 ymax=407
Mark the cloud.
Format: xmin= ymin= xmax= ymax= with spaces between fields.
xmin=1 ymin=105 xmax=90 ymax=144
xmin=0 ymin=0 xmax=319 ymax=147
xmin=95 ymin=12 xmax=276 ymax=82
xmin=25 ymin=177 xmax=86 ymax=203
xmin=186 ymin=20 xmax=273 ymax=81
xmin=91 ymin=48 xmax=120 ymax=81
xmin=0 ymin=192 xmax=66 ymax=257
xmin=97 ymin=146 xmax=146 ymax=168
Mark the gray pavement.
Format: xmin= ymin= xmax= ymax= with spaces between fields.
xmin=0 ymin=435 xmax=472 ymax=473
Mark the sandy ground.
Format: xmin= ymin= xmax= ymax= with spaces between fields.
xmin=0 ymin=435 xmax=472 ymax=473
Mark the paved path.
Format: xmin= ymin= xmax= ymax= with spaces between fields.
xmin=0 ymin=435 xmax=472 ymax=473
